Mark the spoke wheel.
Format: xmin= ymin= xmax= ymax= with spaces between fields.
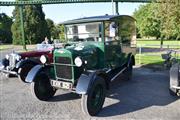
xmin=31 ymin=72 xmax=56 ymax=101
xmin=81 ymin=76 xmax=106 ymax=116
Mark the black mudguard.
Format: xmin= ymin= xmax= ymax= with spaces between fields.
xmin=127 ymin=53 xmax=135 ymax=67
xmin=76 ymin=71 xmax=108 ymax=95
xmin=1 ymin=58 xmax=9 ymax=68
xmin=25 ymin=65 xmax=44 ymax=83
xmin=16 ymin=59 xmax=38 ymax=69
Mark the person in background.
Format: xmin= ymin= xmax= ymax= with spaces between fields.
xmin=41 ymin=36 xmax=51 ymax=44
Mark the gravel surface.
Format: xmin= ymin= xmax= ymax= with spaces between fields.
xmin=1 ymin=66 xmax=180 ymax=120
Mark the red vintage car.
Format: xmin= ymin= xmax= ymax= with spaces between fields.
xmin=0 ymin=44 xmax=58 ymax=82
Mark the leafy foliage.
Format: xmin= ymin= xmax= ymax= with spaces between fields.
xmin=0 ymin=13 xmax=13 ymax=43
xmin=133 ymin=4 xmax=161 ymax=39
xmin=46 ymin=18 xmax=59 ymax=39
xmin=134 ymin=1 xmax=180 ymax=40
xmin=57 ymin=24 xmax=65 ymax=42
xmin=46 ymin=19 xmax=65 ymax=42
xmin=11 ymin=5 xmax=50 ymax=45
xmin=157 ymin=0 xmax=180 ymax=40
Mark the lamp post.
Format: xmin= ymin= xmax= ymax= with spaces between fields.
xmin=111 ymin=0 xmax=114 ymax=15
xmin=19 ymin=5 xmax=27 ymax=50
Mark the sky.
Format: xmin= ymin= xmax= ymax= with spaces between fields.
xmin=0 ymin=1 xmax=146 ymax=24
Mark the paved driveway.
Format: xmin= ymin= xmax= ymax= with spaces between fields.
xmin=0 ymin=66 xmax=180 ymax=120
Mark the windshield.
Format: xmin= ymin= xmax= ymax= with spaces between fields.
xmin=36 ymin=44 xmax=54 ymax=51
xmin=66 ymin=22 xmax=102 ymax=42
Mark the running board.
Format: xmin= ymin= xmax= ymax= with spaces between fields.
xmin=111 ymin=67 xmax=127 ymax=82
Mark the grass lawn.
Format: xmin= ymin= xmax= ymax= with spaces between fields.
xmin=135 ymin=53 xmax=164 ymax=65
xmin=137 ymin=40 xmax=180 ymax=48
xmin=0 ymin=44 xmax=36 ymax=51
xmin=0 ymin=45 xmax=13 ymax=51
xmin=135 ymin=52 xmax=180 ymax=68
xmin=136 ymin=39 xmax=180 ymax=67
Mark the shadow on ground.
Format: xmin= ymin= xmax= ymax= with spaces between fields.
xmin=140 ymin=62 xmax=165 ymax=71
xmin=98 ymin=67 xmax=179 ymax=117
xmin=44 ymin=66 xmax=179 ymax=117
xmin=49 ymin=92 xmax=80 ymax=102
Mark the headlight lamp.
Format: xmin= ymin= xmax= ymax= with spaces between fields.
xmin=15 ymin=54 xmax=21 ymax=61
xmin=40 ymin=55 xmax=47 ymax=64
xmin=5 ymin=54 xmax=9 ymax=60
xmin=74 ymin=57 xmax=83 ymax=67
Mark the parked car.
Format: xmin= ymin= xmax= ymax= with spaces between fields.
xmin=0 ymin=44 xmax=54 ymax=82
xmin=161 ymin=50 xmax=178 ymax=69
xmin=26 ymin=15 xmax=136 ymax=116
xmin=169 ymin=50 xmax=180 ymax=96
xmin=169 ymin=63 xmax=180 ymax=96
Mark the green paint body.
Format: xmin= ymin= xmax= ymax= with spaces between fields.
xmin=50 ymin=15 xmax=136 ymax=86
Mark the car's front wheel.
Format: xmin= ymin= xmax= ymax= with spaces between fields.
xmin=31 ymin=72 xmax=56 ymax=101
xmin=81 ymin=76 xmax=106 ymax=116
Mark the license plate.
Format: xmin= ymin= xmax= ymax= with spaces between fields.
xmin=51 ymin=80 xmax=72 ymax=89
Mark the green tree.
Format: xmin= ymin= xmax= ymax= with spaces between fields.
xmin=46 ymin=18 xmax=59 ymax=39
xmin=0 ymin=13 xmax=13 ymax=43
xmin=57 ymin=24 xmax=65 ymax=42
xmin=157 ymin=0 xmax=180 ymax=40
xmin=133 ymin=3 xmax=161 ymax=39
xmin=11 ymin=4 xmax=50 ymax=45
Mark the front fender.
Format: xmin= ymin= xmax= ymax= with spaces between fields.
xmin=25 ymin=65 xmax=44 ymax=83
xmin=76 ymin=70 xmax=108 ymax=95
xmin=76 ymin=71 xmax=96 ymax=95
xmin=16 ymin=59 xmax=38 ymax=69
xmin=127 ymin=53 xmax=135 ymax=67
xmin=1 ymin=58 xmax=9 ymax=68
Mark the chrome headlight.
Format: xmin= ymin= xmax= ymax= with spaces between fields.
xmin=74 ymin=57 xmax=83 ymax=67
xmin=15 ymin=54 xmax=21 ymax=61
xmin=5 ymin=54 xmax=9 ymax=60
xmin=40 ymin=55 xmax=47 ymax=64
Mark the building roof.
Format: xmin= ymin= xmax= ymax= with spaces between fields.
xmin=61 ymin=15 xmax=135 ymax=25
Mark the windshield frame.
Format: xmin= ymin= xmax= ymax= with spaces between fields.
xmin=64 ymin=22 xmax=103 ymax=43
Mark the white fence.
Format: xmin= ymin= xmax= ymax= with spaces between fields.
xmin=136 ymin=44 xmax=180 ymax=65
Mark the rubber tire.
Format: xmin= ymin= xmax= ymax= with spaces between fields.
xmin=169 ymin=88 xmax=177 ymax=96
xmin=18 ymin=63 xmax=35 ymax=83
xmin=81 ymin=76 xmax=106 ymax=116
xmin=31 ymin=72 xmax=56 ymax=101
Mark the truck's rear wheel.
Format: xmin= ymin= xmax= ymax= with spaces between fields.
xmin=31 ymin=72 xmax=56 ymax=101
xmin=124 ymin=63 xmax=133 ymax=81
xmin=18 ymin=63 xmax=34 ymax=83
xmin=81 ymin=76 xmax=106 ymax=116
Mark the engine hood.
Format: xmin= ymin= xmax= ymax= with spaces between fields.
xmin=18 ymin=50 xmax=51 ymax=59
xmin=54 ymin=41 xmax=103 ymax=69
xmin=67 ymin=42 xmax=98 ymax=56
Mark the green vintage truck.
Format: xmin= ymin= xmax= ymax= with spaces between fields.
xmin=26 ymin=15 xmax=136 ymax=116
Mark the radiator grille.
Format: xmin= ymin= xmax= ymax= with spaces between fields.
xmin=55 ymin=57 xmax=72 ymax=79
xmin=9 ymin=55 xmax=16 ymax=68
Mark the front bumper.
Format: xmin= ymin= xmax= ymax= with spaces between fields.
xmin=0 ymin=62 xmax=17 ymax=75
xmin=0 ymin=69 xmax=17 ymax=75
xmin=0 ymin=61 xmax=4 ymax=71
